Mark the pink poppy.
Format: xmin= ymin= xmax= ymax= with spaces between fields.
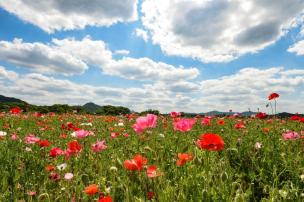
xmin=91 ymin=140 xmax=107 ymax=152
xmin=24 ymin=134 xmax=40 ymax=144
xmin=173 ymin=118 xmax=196 ymax=132
xmin=282 ymin=131 xmax=300 ymax=140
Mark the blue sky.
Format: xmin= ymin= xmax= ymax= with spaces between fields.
xmin=0 ymin=0 xmax=304 ymax=113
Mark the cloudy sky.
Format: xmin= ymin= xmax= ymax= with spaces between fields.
xmin=0 ymin=0 xmax=304 ymax=113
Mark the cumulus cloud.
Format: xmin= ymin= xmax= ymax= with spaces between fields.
xmin=288 ymin=40 xmax=304 ymax=55
xmin=195 ymin=67 xmax=304 ymax=112
xmin=0 ymin=66 xmax=303 ymax=113
xmin=134 ymin=28 xmax=149 ymax=42
xmin=0 ymin=0 xmax=138 ymax=33
xmin=114 ymin=49 xmax=130 ymax=55
xmin=141 ymin=0 xmax=304 ymax=62
xmin=0 ymin=37 xmax=199 ymax=81
xmin=0 ymin=66 xmax=18 ymax=80
xmin=0 ymin=38 xmax=88 ymax=76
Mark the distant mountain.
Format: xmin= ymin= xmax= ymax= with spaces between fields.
xmin=83 ymin=102 xmax=102 ymax=113
xmin=0 ymin=95 xmax=27 ymax=104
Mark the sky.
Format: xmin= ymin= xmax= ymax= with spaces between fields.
xmin=0 ymin=0 xmax=304 ymax=113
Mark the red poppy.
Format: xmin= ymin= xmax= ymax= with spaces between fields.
xmin=217 ymin=119 xmax=225 ymax=125
xmin=124 ymin=154 xmax=147 ymax=171
xmin=146 ymin=165 xmax=161 ymax=178
xmin=234 ymin=122 xmax=246 ymax=129
xmin=49 ymin=172 xmax=60 ymax=181
xmin=255 ymin=112 xmax=267 ymax=119
xmin=45 ymin=165 xmax=55 ymax=172
xmin=290 ymin=115 xmax=300 ymax=121
xmin=176 ymin=153 xmax=193 ymax=166
xmin=268 ymin=92 xmax=279 ymax=100
xmin=99 ymin=196 xmax=113 ymax=202
xmin=66 ymin=140 xmax=82 ymax=160
xmin=84 ymin=184 xmax=99 ymax=196
xmin=49 ymin=147 xmax=65 ymax=157
xmin=196 ymin=133 xmax=224 ymax=151
xmin=38 ymin=140 xmax=51 ymax=147
xmin=147 ymin=192 xmax=155 ymax=200
xmin=10 ymin=107 xmax=22 ymax=114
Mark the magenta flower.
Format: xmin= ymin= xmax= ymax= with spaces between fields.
xmin=170 ymin=111 xmax=181 ymax=118
xmin=282 ymin=131 xmax=300 ymax=140
xmin=91 ymin=140 xmax=107 ymax=152
xmin=201 ymin=117 xmax=211 ymax=126
xmin=24 ymin=134 xmax=40 ymax=144
xmin=173 ymin=118 xmax=196 ymax=132
xmin=132 ymin=114 xmax=158 ymax=134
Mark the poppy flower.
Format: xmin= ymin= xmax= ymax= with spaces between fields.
xmin=170 ymin=111 xmax=181 ymax=118
xmin=176 ymin=153 xmax=193 ymax=166
xmin=84 ymin=184 xmax=99 ymax=196
xmin=66 ymin=140 xmax=82 ymax=160
xmin=268 ymin=92 xmax=279 ymax=100
xmin=201 ymin=117 xmax=211 ymax=126
xmin=173 ymin=118 xmax=196 ymax=132
xmin=132 ymin=114 xmax=158 ymax=134
xmin=99 ymin=196 xmax=113 ymax=202
xmin=10 ymin=107 xmax=22 ymax=114
xmin=38 ymin=140 xmax=51 ymax=148
xmin=196 ymin=133 xmax=224 ymax=151
xmin=45 ymin=165 xmax=55 ymax=172
xmin=49 ymin=172 xmax=60 ymax=182
xmin=24 ymin=134 xmax=40 ymax=144
xmin=49 ymin=147 xmax=65 ymax=157
xmin=282 ymin=131 xmax=300 ymax=140
xmin=255 ymin=112 xmax=267 ymax=119
xmin=91 ymin=140 xmax=107 ymax=152
xmin=217 ymin=119 xmax=225 ymax=125
xmin=147 ymin=192 xmax=155 ymax=200
xmin=124 ymin=154 xmax=147 ymax=171
xmin=234 ymin=122 xmax=246 ymax=129
xmin=146 ymin=165 xmax=161 ymax=178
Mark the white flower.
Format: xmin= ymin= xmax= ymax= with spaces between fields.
xmin=80 ymin=123 xmax=92 ymax=126
xmin=0 ymin=131 xmax=7 ymax=137
xmin=25 ymin=147 xmax=32 ymax=152
xmin=64 ymin=173 xmax=73 ymax=181
xmin=57 ymin=163 xmax=67 ymax=171
xmin=255 ymin=142 xmax=262 ymax=150
xmin=159 ymin=133 xmax=165 ymax=138
xmin=118 ymin=122 xmax=124 ymax=126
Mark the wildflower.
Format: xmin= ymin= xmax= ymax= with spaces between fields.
xmin=176 ymin=153 xmax=193 ymax=166
xmin=146 ymin=165 xmax=161 ymax=178
xmin=49 ymin=172 xmax=60 ymax=181
xmin=170 ymin=111 xmax=181 ymax=118
xmin=255 ymin=112 xmax=267 ymax=119
xmin=255 ymin=142 xmax=262 ymax=150
xmin=45 ymin=165 xmax=55 ymax=172
xmin=64 ymin=173 xmax=73 ymax=181
xmin=11 ymin=133 xmax=19 ymax=140
xmin=201 ymin=117 xmax=212 ymax=126
xmin=147 ymin=191 xmax=155 ymax=200
xmin=71 ymin=130 xmax=92 ymax=138
xmin=268 ymin=92 xmax=279 ymax=100
xmin=217 ymin=119 xmax=225 ymax=125
xmin=132 ymin=114 xmax=158 ymax=134
xmin=91 ymin=140 xmax=107 ymax=152
xmin=196 ymin=133 xmax=224 ymax=151
xmin=38 ymin=140 xmax=51 ymax=148
xmin=0 ymin=131 xmax=7 ymax=137
xmin=124 ymin=154 xmax=147 ymax=171
xmin=66 ymin=140 xmax=82 ymax=159
xmin=110 ymin=132 xmax=120 ymax=139
xmin=57 ymin=163 xmax=67 ymax=171
xmin=84 ymin=184 xmax=99 ymax=196
xmin=234 ymin=122 xmax=246 ymax=129
xmin=24 ymin=134 xmax=40 ymax=144
xmin=49 ymin=147 xmax=65 ymax=157
xmin=282 ymin=131 xmax=300 ymax=140
xmin=10 ymin=107 xmax=22 ymax=114
xmin=173 ymin=118 xmax=196 ymax=132
xmin=99 ymin=194 xmax=113 ymax=202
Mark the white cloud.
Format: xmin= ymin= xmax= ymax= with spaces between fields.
xmin=103 ymin=57 xmax=199 ymax=81
xmin=0 ymin=66 xmax=18 ymax=80
xmin=0 ymin=37 xmax=199 ymax=81
xmin=134 ymin=28 xmax=149 ymax=42
xmin=0 ymin=38 xmax=88 ymax=76
xmin=0 ymin=0 xmax=138 ymax=33
xmin=114 ymin=49 xmax=130 ymax=55
xmin=0 ymin=66 xmax=303 ymax=113
xmin=141 ymin=0 xmax=304 ymax=62
xmin=288 ymin=40 xmax=304 ymax=55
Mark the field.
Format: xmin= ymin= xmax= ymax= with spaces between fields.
xmin=0 ymin=110 xmax=303 ymax=201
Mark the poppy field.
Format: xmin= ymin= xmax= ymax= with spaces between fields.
xmin=0 ymin=95 xmax=304 ymax=201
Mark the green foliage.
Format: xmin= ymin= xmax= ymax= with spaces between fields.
xmin=140 ymin=109 xmax=160 ymax=115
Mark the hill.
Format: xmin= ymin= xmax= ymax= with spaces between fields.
xmin=83 ymin=102 xmax=102 ymax=113
xmin=0 ymin=95 xmax=27 ymax=104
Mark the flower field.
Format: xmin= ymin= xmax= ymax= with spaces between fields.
xmin=0 ymin=104 xmax=304 ymax=201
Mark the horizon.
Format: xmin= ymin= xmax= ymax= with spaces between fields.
xmin=0 ymin=1 xmax=304 ymax=113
